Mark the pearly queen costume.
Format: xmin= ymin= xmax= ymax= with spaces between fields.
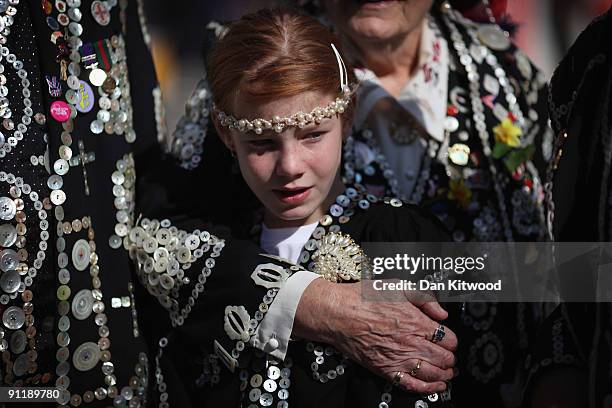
xmin=163 ymin=2 xmax=554 ymax=407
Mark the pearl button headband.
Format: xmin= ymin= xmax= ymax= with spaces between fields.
xmin=214 ymin=43 xmax=355 ymax=135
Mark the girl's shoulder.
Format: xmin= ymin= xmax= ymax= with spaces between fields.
xmin=346 ymin=197 xmax=451 ymax=243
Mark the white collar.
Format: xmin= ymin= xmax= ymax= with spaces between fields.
xmin=353 ymin=15 xmax=450 ymax=142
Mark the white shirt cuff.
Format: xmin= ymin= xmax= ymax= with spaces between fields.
xmin=249 ymin=270 xmax=320 ymax=360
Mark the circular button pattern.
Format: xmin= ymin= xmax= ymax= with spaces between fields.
xmin=0 ymin=270 xmax=20 ymax=293
xmin=3 ymin=306 xmax=25 ymax=329
xmin=0 ymin=223 xmax=17 ymax=247
xmin=50 ymin=189 xmax=66 ymax=205
xmin=58 ymin=315 xmax=70 ymax=331
xmin=73 ymin=341 xmax=101 ymax=372
xmin=71 ymin=239 xmax=91 ymax=271
xmin=0 ymin=249 xmax=19 ymax=272
xmin=0 ymin=196 xmax=16 ymax=220
xmin=13 ymin=353 xmax=28 ymax=376
xmin=57 ymin=285 xmax=71 ymax=301
xmin=9 ymin=329 xmax=26 ymax=354
xmin=53 ymin=159 xmax=69 ymax=175
xmin=267 ymin=365 xmax=281 ymax=380
xmin=248 ymin=388 xmax=261 ymax=403
xmin=263 ymin=379 xmax=277 ymax=393
xmin=477 ymin=24 xmax=511 ymax=51
xmin=260 ymin=393 xmax=273 ymax=407
xmin=108 ymin=235 xmax=122 ymax=249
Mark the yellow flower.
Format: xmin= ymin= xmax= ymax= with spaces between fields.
xmin=493 ymin=118 xmax=522 ymax=147
xmin=448 ymin=178 xmax=472 ymax=209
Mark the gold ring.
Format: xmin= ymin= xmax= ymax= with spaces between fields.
xmin=392 ymin=370 xmax=405 ymax=386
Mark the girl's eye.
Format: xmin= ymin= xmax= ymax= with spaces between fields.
xmin=304 ymin=132 xmax=324 ymax=141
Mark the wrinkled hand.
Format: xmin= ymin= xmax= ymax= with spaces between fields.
xmin=294 ymin=279 xmax=457 ymax=394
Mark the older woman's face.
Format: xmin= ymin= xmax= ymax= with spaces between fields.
xmin=322 ymin=0 xmax=433 ymax=45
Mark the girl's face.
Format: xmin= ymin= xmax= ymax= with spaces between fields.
xmin=220 ymin=91 xmax=346 ymax=228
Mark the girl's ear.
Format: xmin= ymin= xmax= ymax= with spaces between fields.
xmin=211 ymin=111 xmax=236 ymax=153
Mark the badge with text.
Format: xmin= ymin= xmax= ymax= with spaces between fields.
xmin=75 ymin=80 xmax=95 ymax=113
xmin=50 ymin=101 xmax=71 ymax=122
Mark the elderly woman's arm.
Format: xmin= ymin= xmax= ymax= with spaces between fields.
xmin=294 ymin=278 xmax=457 ymax=393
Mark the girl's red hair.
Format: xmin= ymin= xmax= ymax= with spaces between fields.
xmin=207 ymin=8 xmax=356 ymax=115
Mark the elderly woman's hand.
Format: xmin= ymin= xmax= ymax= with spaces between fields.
xmin=294 ymin=279 xmax=457 ymax=394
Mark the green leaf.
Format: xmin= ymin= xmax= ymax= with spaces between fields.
xmin=492 ymin=142 xmax=511 ymax=159
xmin=503 ymin=144 xmax=536 ymax=172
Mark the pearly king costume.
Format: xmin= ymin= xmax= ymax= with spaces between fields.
xmin=0 ymin=0 xmax=165 ymax=406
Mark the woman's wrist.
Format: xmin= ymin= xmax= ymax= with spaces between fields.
xmin=293 ymin=279 xmax=356 ymax=345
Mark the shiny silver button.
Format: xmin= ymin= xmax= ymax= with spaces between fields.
xmin=260 ymin=392 xmax=273 ymax=407
xmin=3 ymin=306 xmax=25 ymax=329
xmin=9 ymin=329 xmax=26 ymax=353
xmin=0 ymin=249 xmax=18 ymax=271
xmin=67 ymin=75 xmax=80 ymax=90
xmin=0 ymin=196 xmax=16 ymax=220
xmin=278 ymin=388 xmax=289 ymax=400
xmin=0 ymin=270 xmax=20 ymax=293
xmin=13 ymin=353 xmax=28 ymax=376
xmin=263 ymin=379 xmax=277 ymax=393
xmin=73 ymin=341 xmax=101 ymax=371
xmin=47 ymin=175 xmax=64 ymax=190
xmin=427 ymin=393 xmax=439 ymax=402
xmin=279 ymin=377 xmax=290 ymax=389
xmin=58 ymin=315 xmax=70 ymax=331
xmin=111 ymin=171 xmax=124 ymax=185
xmin=248 ymin=388 xmax=261 ymax=402
xmin=50 ymin=189 xmax=66 ymax=205
xmin=97 ymin=110 xmax=110 ymax=122
xmin=68 ymin=21 xmax=82 ymax=36
xmin=53 ymin=159 xmax=69 ymax=175
xmin=330 ymin=204 xmax=344 ymax=217
xmin=415 ymin=400 xmax=428 ymax=408
xmin=58 ymin=268 xmax=70 ymax=285
xmin=108 ymin=235 xmax=122 ymax=249
xmin=90 ymin=119 xmax=103 ymax=134
xmin=280 ymin=368 xmax=291 ymax=379
xmin=0 ymin=223 xmax=16 ymax=247
xmin=65 ymin=90 xmax=79 ymax=105
xmin=250 ymin=374 xmax=263 ymax=388
xmin=185 ymin=234 xmax=200 ymax=250
xmin=159 ymin=274 xmax=174 ymax=290
xmin=57 ymin=331 xmax=70 ymax=347
xmin=267 ymin=365 xmax=281 ymax=380
xmin=71 ymin=239 xmax=91 ymax=271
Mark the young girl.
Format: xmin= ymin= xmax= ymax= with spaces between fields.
xmin=202 ymin=7 xmax=456 ymax=408
xmin=136 ymin=8 xmax=456 ymax=408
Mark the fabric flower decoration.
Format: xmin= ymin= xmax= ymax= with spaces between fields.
xmin=448 ymin=178 xmax=472 ymax=209
xmin=493 ymin=118 xmax=522 ymax=147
